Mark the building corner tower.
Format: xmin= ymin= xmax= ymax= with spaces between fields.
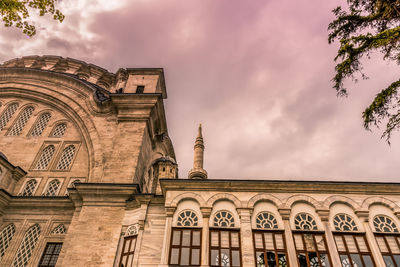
xmin=188 ymin=124 xmax=208 ymax=179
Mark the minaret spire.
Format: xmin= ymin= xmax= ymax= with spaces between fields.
xmin=188 ymin=124 xmax=208 ymax=179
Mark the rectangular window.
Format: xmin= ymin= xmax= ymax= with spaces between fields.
xmin=334 ymin=233 xmax=375 ymax=267
xmin=169 ymin=228 xmax=202 ymax=266
xmin=120 ymin=235 xmax=137 ymax=267
xmin=375 ymin=233 xmax=400 ymax=267
xmin=209 ymin=229 xmax=241 ymax=267
xmin=38 ymin=242 xmax=63 ymax=267
xmin=253 ymin=230 xmax=288 ymax=267
xmin=293 ymin=232 xmax=331 ymax=267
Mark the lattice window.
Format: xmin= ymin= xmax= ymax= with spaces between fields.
xmin=374 ymin=215 xmax=399 ymax=233
xmin=125 ymin=224 xmax=139 ymax=236
xmin=56 ymin=145 xmax=76 ymax=170
xmin=333 ymin=214 xmax=359 ymax=232
xmin=30 ymin=113 xmax=51 ymax=136
xmin=294 ymin=213 xmax=318 ymax=230
xmin=0 ymin=103 xmax=19 ymax=131
xmin=35 ymin=145 xmax=55 ymax=170
xmin=68 ymin=179 xmax=81 ymax=188
xmin=38 ymin=242 xmax=62 ymax=267
xmin=51 ymin=224 xmax=67 ymax=235
xmin=19 ymin=179 xmax=38 ymax=196
xmin=255 ymin=212 xmax=278 ymax=229
xmin=177 ymin=210 xmax=199 ymax=227
xmin=43 ymin=179 xmax=60 ymax=196
xmin=51 ymin=123 xmax=67 ymax=137
xmin=12 ymin=224 xmax=41 ymax=267
xmin=0 ymin=223 xmax=16 ymax=260
xmin=8 ymin=106 xmax=34 ymax=136
xmin=213 ymin=211 xmax=235 ymax=228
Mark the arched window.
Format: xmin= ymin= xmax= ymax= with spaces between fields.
xmin=177 ymin=210 xmax=199 ymax=227
xmin=294 ymin=213 xmax=318 ymax=230
xmin=0 ymin=223 xmax=16 ymax=260
xmin=253 ymin=212 xmax=287 ymax=267
xmin=333 ymin=214 xmax=358 ymax=231
xmin=125 ymin=224 xmax=139 ymax=237
xmin=0 ymin=103 xmax=19 ymax=131
xmin=209 ymin=211 xmax=241 ymax=266
xmin=19 ymin=179 xmax=38 ymax=196
xmin=374 ymin=215 xmax=399 ymax=233
xmin=51 ymin=224 xmax=67 ymax=235
xmin=51 ymin=123 xmax=67 ymax=137
xmin=69 ymin=179 xmax=81 ymax=188
xmin=120 ymin=224 xmax=140 ymax=267
xmin=43 ymin=179 xmax=60 ymax=196
xmin=373 ymin=215 xmax=400 ymax=266
xmin=255 ymin=212 xmax=278 ymax=229
xmin=34 ymin=145 xmax=55 ymax=170
xmin=30 ymin=112 xmax=51 ymax=136
xmin=8 ymin=106 xmax=34 ymax=136
xmin=56 ymin=145 xmax=76 ymax=170
xmin=213 ymin=210 xmax=235 ymax=228
xmin=11 ymin=224 xmax=41 ymax=267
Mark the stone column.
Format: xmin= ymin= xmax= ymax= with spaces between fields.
xmin=201 ymin=207 xmax=211 ymax=267
xmin=317 ymin=209 xmax=341 ymax=267
xmin=237 ymin=208 xmax=255 ymax=266
xmin=279 ymin=208 xmax=299 ymax=267
xmin=356 ymin=210 xmax=385 ymax=266
xmin=159 ymin=207 xmax=175 ymax=267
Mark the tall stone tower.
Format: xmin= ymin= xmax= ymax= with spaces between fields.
xmin=188 ymin=124 xmax=208 ymax=179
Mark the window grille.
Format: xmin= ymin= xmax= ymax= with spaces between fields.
xmin=209 ymin=229 xmax=241 ymax=267
xmin=38 ymin=242 xmax=62 ymax=267
xmin=51 ymin=123 xmax=67 ymax=137
xmin=213 ymin=211 xmax=235 ymax=228
xmin=333 ymin=214 xmax=359 ymax=232
xmin=0 ymin=223 xmax=16 ymax=260
xmin=12 ymin=224 xmax=41 ymax=267
xmin=177 ymin=210 xmax=199 ymax=227
xmin=8 ymin=106 xmax=34 ymax=136
xmin=19 ymin=179 xmax=38 ymax=196
xmin=294 ymin=213 xmax=318 ymax=230
xmin=56 ymin=145 xmax=76 ymax=170
xmin=253 ymin=231 xmax=287 ymax=267
xmin=294 ymin=232 xmax=331 ymax=267
xmin=35 ymin=145 xmax=55 ymax=170
xmin=374 ymin=215 xmax=399 ymax=233
xmin=0 ymin=103 xmax=19 ymax=131
xmin=51 ymin=224 xmax=67 ymax=235
xmin=255 ymin=212 xmax=278 ymax=229
xmin=42 ymin=179 xmax=60 ymax=196
xmin=170 ymin=228 xmax=202 ymax=266
xmin=125 ymin=224 xmax=139 ymax=237
xmin=30 ymin=113 xmax=51 ymax=136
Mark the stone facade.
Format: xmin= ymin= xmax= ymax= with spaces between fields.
xmin=0 ymin=56 xmax=399 ymax=267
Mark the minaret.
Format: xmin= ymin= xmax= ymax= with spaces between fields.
xmin=188 ymin=124 xmax=208 ymax=179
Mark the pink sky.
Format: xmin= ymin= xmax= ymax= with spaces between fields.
xmin=1 ymin=0 xmax=399 ymax=181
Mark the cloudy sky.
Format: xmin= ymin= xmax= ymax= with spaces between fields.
xmin=1 ymin=0 xmax=399 ymax=182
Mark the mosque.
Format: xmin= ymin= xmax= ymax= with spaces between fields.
xmin=0 ymin=55 xmax=399 ymax=267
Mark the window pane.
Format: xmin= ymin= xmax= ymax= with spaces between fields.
xmin=130 ymin=238 xmax=136 ymax=252
xmin=254 ymin=233 xmax=263 ymax=249
xmin=221 ymin=249 xmax=230 ymax=266
xmin=340 ymin=255 xmax=350 ymax=267
xmin=294 ymin=234 xmax=304 ymax=250
xmin=124 ymin=240 xmax=131 ymax=253
xmin=308 ymin=252 xmax=318 ymax=266
xmin=191 ymin=248 xmax=200 ymax=265
xmin=355 ymin=236 xmax=368 ymax=253
xmin=376 ymin=236 xmax=389 ymax=253
xmin=182 ymin=230 xmax=191 ymax=246
xmin=211 ymin=249 xmax=219 ymax=266
xmin=394 ymin=255 xmax=400 ymax=265
xmin=172 ymin=230 xmax=181 ymax=246
xmin=387 ymin=236 xmax=400 ymax=254
xmin=383 ymin=256 xmax=395 ymax=267
xmin=304 ymin=234 xmax=315 ymax=251
xmin=278 ymin=253 xmax=287 ymax=267
xmin=221 ymin=231 xmax=229 ymax=248
xmin=344 ymin=235 xmax=357 ymax=253
xmin=315 ymin=235 xmax=326 ymax=251
xmin=232 ymin=250 xmax=240 ymax=267
xmin=211 ymin=231 xmax=219 ymax=247
xmin=170 ymin=248 xmax=179 ymax=264
xmin=320 ymin=253 xmax=331 ymax=267
xmin=298 ymin=253 xmax=307 ymax=267
xmin=127 ymin=254 xmax=134 ymax=267
xmin=180 ymin=247 xmax=190 ymax=265
xmin=335 ymin=235 xmax=346 ymax=252
xmin=266 ymin=251 xmax=276 ymax=267
xmin=275 ymin=234 xmax=284 ymax=250
xmin=350 ymin=254 xmax=363 ymax=267
xmin=192 ymin=231 xmax=201 ymax=246
xmin=362 ymin=255 xmax=374 ymax=267
xmin=231 ymin=232 xmax=239 ymax=248
xmin=256 ymin=252 xmax=265 ymax=267
xmin=264 ymin=233 xmax=274 ymax=250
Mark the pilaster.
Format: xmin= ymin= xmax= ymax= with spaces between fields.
xmin=237 ymin=208 xmax=255 ymax=266
xmin=279 ymin=208 xmax=299 ymax=267
xmin=200 ymin=207 xmax=211 ymax=267
xmin=159 ymin=207 xmax=175 ymax=267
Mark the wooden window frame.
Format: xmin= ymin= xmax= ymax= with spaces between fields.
xmin=209 ymin=227 xmax=242 ymax=267
xmin=374 ymin=232 xmax=400 ymax=267
xmin=292 ymin=230 xmax=332 ymax=267
xmin=38 ymin=242 xmax=63 ymax=267
xmin=333 ymin=232 xmax=376 ymax=267
xmin=252 ymin=229 xmax=289 ymax=267
xmin=119 ymin=235 xmax=137 ymax=267
xmin=169 ymin=227 xmax=202 ymax=266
